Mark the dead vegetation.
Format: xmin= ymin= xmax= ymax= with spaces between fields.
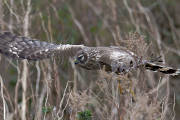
xmin=0 ymin=0 xmax=180 ymax=120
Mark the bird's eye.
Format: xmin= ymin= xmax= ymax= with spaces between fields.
xmin=130 ymin=60 xmax=133 ymax=67
xmin=78 ymin=55 xmax=85 ymax=61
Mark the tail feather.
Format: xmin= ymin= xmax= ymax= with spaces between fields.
xmin=145 ymin=62 xmax=180 ymax=76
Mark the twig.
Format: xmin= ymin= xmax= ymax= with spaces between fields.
xmin=68 ymin=6 xmax=89 ymax=44
xmin=4 ymin=0 xmax=20 ymax=24
xmin=57 ymin=81 xmax=71 ymax=116
xmin=35 ymin=61 xmax=41 ymax=98
xmin=39 ymin=12 xmax=51 ymax=42
xmin=123 ymin=0 xmax=140 ymax=32
xmin=21 ymin=0 xmax=31 ymax=119
xmin=0 ymin=75 xmax=7 ymax=120
xmin=159 ymin=1 xmax=179 ymax=47
xmin=162 ymin=43 xmax=180 ymax=56
xmin=35 ymin=85 xmax=47 ymax=120
xmin=137 ymin=2 xmax=166 ymax=63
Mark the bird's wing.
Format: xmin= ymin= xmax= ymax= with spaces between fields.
xmin=0 ymin=32 xmax=84 ymax=60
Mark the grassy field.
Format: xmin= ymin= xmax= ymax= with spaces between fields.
xmin=0 ymin=0 xmax=180 ymax=120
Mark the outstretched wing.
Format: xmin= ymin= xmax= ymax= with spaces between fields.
xmin=0 ymin=32 xmax=84 ymax=60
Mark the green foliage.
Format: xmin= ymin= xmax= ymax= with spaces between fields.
xmin=77 ymin=110 xmax=92 ymax=120
xmin=42 ymin=106 xmax=53 ymax=114
xmin=9 ymin=78 xmax=17 ymax=87
xmin=90 ymin=20 xmax=102 ymax=34
xmin=57 ymin=5 xmax=80 ymax=44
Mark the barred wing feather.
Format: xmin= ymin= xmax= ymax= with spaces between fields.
xmin=0 ymin=32 xmax=84 ymax=60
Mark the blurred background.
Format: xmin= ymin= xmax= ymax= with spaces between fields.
xmin=0 ymin=0 xmax=180 ymax=120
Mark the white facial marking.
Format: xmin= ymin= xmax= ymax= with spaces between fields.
xmin=81 ymin=56 xmax=84 ymax=60
xmin=45 ymin=49 xmax=49 ymax=52
xmin=78 ymin=54 xmax=84 ymax=61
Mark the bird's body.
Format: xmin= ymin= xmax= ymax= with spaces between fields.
xmin=0 ymin=31 xmax=179 ymax=75
xmin=75 ymin=46 xmax=138 ymax=74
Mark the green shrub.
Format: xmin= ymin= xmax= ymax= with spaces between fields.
xmin=77 ymin=110 xmax=92 ymax=120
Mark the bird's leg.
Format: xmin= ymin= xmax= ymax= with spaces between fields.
xmin=118 ymin=81 xmax=123 ymax=94
xmin=129 ymin=80 xmax=135 ymax=98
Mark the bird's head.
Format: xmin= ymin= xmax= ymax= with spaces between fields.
xmin=74 ymin=51 xmax=88 ymax=65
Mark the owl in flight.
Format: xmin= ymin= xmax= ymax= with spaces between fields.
xmin=0 ymin=31 xmax=179 ymax=75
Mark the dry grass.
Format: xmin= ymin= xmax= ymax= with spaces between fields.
xmin=0 ymin=0 xmax=179 ymax=120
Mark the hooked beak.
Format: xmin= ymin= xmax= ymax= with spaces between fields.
xmin=74 ymin=59 xmax=80 ymax=64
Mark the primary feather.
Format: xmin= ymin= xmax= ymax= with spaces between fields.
xmin=0 ymin=32 xmax=84 ymax=60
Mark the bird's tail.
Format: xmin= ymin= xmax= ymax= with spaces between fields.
xmin=144 ymin=62 xmax=180 ymax=76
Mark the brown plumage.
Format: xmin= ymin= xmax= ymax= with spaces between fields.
xmin=0 ymin=31 xmax=179 ymax=75
xmin=0 ymin=32 xmax=83 ymax=60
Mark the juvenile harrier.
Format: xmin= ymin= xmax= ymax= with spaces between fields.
xmin=0 ymin=32 xmax=179 ymax=75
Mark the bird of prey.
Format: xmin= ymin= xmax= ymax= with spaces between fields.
xmin=0 ymin=31 xmax=179 ymax=75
